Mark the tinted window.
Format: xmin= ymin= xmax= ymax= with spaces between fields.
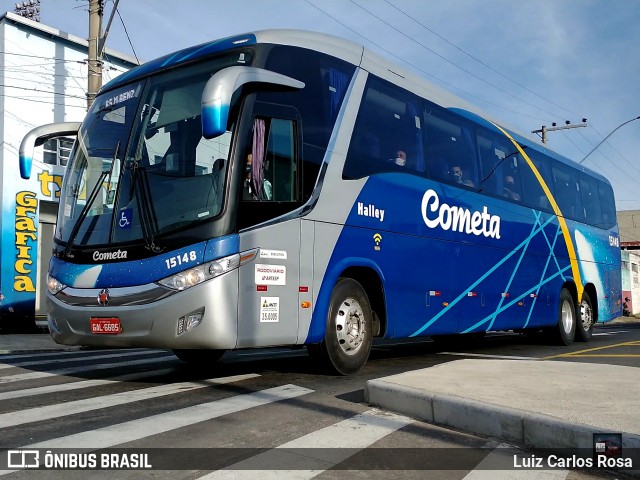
xmin=260 ymin=45 xmax=355 ymax=195
xmin=520 ymin=151 xmax=554 ymax=213
xmin=424 ymin=103 xmax=478 ymax=188
xmin=344 ymin=76 xmax=424 ymax=179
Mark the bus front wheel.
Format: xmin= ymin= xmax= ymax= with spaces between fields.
xmin=550 ymin=288 xmax=576 ymax=346
xmin=309 ymin=278 xmax=373 ymax=375
xmin=172 ymin=349 xmax=226 ymax=365
xmin=575 ymin=290 xmax=594 ymax=342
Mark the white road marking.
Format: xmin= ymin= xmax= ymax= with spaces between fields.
xmin=0 ymin=355 xmax=178 ymax=384
xmin=0 ymin=367 xmax=176 ymax=401
xmin=0 ymin=349 xmax=168 ymax=370
xmin=0 ymin=373 xmax=260 ymax=428
xmin=198 ymin=408 xmax=413 ymax=479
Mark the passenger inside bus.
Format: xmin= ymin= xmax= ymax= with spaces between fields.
xmin=391 ymin=150 xmax=407 ymax=167
xmin=451 ymin=164 xmax=475 ymax=187
xmin=503 ymin=175 xmax=521 ymax=201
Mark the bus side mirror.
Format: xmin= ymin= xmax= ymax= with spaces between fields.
xmin=19 ymin=122 xmax=81 ymax=179
xmin=201 ymin=66 xmax=304 ymax=139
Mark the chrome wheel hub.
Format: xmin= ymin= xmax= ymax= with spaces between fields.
xmin=580 ymin=299 xmax=593 ymax=331
xmin=334 ymin=297 xmax=366 ymax=355
xmin=561 ymin=299 xmax=574 ymax=334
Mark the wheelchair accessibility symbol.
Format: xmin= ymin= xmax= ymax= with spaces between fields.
xmin=119 ymin=208 xmax=132 ymax=229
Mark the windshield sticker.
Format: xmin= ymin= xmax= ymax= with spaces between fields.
xmin=104 ymin=88 xmax=137 ymax=109
xmin=421 ymin=189 xmax=501 ymax=239
xmin=260 ymin=297 xmax=280 ymax=323
xmin=255 ymin=264 xmax=286 ymax=285
xmin=259 ymin=249 xmax=288 ymax=260
xmin=118 ymin=209 xmax=133 ymax=229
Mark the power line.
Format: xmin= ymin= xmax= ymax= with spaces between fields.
xmin=382 ymin=0 xmax=581 ymax=119
xmin=114 ymin=4 xmax=139 ymax=63
xmin=304 ymin=0 xmax=545 ymax=123
xmin=349 ymin=0 xmax=562 ymax=120
xmin=0 ymin=83 xmax=87 ymax=99
xmin=580 ymin=115 xmax=640 ymax=164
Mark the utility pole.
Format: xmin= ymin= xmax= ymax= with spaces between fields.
xmin=87 ymin=0 xmax=103 ymax=110
xmin=532 ymin=119 xmax=588 ymax=144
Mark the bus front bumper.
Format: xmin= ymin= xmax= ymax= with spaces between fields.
xmin=46 ymin=271 xmax=239 ymax=349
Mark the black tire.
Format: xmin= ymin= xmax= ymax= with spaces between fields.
xmin=575 ymin=290 xmax=594 ymax=342
xmin=309 ymin=278 xmax=373 ymax=375
xmin=172 ymin=349 xmax=226 ymax=364
xmin=551 ymin=288 xmax=576 ymax=346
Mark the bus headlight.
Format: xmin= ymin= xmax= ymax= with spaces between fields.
xmin=47 ymin=274 xmax=66 ymax=295
xmin=158 ymin=253 xmax=240 ymax=291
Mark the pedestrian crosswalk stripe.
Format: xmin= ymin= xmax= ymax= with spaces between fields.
xmin=198 ymin=408 xmax=413 ymax=479
xmin=23 ymin=384 xmax=311 ymax=450
xmin=0 ymin=355 xmax=178 ymax=384
xmin=0 ymin=373 xmax=260 ymax=429
xmin=0 ymin=349 xmax=169 ymax=371
xmin=0 ymin=348 xmax=146 ymax=361
xmin=0 ymin=367 xmax=176 ymax=401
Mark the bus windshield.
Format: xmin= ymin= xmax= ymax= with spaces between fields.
xmin=57 ymin=53 xmax=249 ymax=250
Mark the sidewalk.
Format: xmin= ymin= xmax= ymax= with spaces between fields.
xmin=366 ymin=316 xmax=640 ymax=455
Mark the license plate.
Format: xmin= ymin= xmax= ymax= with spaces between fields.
xmin=90 ymin=317 xmax=121 ymax=334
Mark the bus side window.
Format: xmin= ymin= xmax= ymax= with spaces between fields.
xmin=244 ymin=117 xmax=296 ymax=202
xmin=580 ymin=174 xmax=602 ymax=225
xmin=598 ymin=181 xmax=616 ymax=229
xmin=552 ymin=163 xmax=582 ymax=220
xmin=344 ymin=76 xmax=424 ymax=178
xmin=424 ymin=104 xmax=478 ymax=188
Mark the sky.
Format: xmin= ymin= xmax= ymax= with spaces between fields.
xmin=3 ymin=0 xmax=640 ymax=211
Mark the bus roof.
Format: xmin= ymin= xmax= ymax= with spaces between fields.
xmin=101 ymin=29 xmax=608 ymax=185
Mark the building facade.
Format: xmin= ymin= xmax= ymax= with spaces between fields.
xmin=0 ymin=12 xmax=137 ymax=330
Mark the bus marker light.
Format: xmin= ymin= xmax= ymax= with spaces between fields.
xmin=429 ymin=290 xmax=441 ymax=296
xmin=530 ymin=294 xmax=538 ymax=298
xmin=257 ymin=285 xmax=268 ymax=291
xmin=240 ymin=249 xmax=259 ymax=265
xmin=299 ymin=286 xmax=309 ymax=293
xmin=301 ymin=301 xmax=311 ymax=309
xmin=501 ymin=292 xmax=510 ymax=298
xmin=517 ymin=301 xmax=524 ymax=306
xmin=442 ymin=302 xmax=449 ymax=307
xmin=467 ymin=291 xmax=477 ymax=297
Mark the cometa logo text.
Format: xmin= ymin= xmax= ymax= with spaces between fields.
xmin=421 ymin=189 xmax=501 ymax=239
xmin=93 ymin=250 xmax=128 ymax=261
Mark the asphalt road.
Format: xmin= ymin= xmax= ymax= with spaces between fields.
xmin=0 ymin=320 xmax=637 ymax=479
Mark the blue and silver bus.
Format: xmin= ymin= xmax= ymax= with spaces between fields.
xmin=19 ymin=30 xmax=621 ymax=374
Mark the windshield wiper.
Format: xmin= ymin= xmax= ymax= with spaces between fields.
xmin=63 ymin=170 xmax=108 ymax=257
xmin=129 ymin=159 xmax=163 ymax=253
xmin=63 ymin=145 xmax=122 ymax=257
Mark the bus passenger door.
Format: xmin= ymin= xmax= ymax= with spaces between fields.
xmin=235 ymin=107 xmax=304 ymax=348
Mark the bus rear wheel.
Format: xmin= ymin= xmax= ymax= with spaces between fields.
xmin=550 ymin=288 xmax=576 ymax=346
xmin=309 ymin=278 xmax=373 ymax=375
xmin=172 ymin=349 xmax=226 ymax=365
xmin=575 ymin=291 xmax=594 ymax=342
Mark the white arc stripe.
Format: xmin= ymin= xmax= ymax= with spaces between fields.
xmin=198 ymin=408 xmax=413 ymax=479
xmin=0 ymin=373 xmax=260 ymax=428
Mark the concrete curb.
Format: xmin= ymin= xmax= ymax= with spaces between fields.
xmin=365 ymin=378 xmax=640 ymax=450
